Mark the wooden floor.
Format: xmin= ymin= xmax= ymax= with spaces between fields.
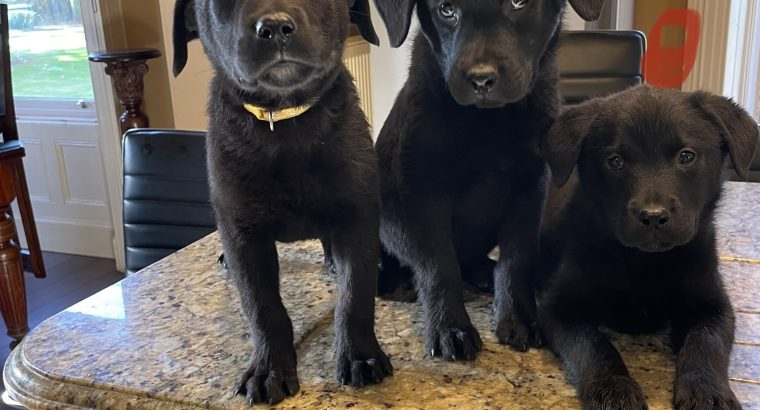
xmin=0 ymin=252 xmax=122 ymax=409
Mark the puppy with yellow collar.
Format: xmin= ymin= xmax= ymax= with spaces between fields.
xmin=173 ymin=0 xmax=391 ymax=405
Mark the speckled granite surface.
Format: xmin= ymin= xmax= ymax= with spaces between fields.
xmin=717 ymin=182 xmax=760 ymax=262
xmin=3 ymin=182 xmax=760 ymax=409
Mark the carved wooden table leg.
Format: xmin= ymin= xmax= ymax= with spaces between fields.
xmin=0 ymin=161 xmax=28 ymax=348
xmin=88 ymin=49 xmax=162 ymax=135
xmin=12 ymin=158 xmax=45 ymax=279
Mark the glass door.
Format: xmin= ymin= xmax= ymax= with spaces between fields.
xmin=7 ymin=0 xmax=95 ymax=119
xmin=5 ymin=0 xmax=116 ymax=259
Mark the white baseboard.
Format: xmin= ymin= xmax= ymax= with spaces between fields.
xmin=13 ymin=217 xmax=115 ymax=259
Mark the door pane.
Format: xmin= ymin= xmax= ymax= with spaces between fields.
xmin=7 ymin=0 xmax=94 ymax=100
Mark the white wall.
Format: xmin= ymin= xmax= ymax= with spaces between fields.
xmin=565 ymin=7 xmax=587 ymax=30
xmin=368 ymin=5 xmax=588 ymax=137
xmin=368 ymin=4 xmax=416 ymax=138
xmin=614 ymin=0 xmax=636 ymax=30
xmin=158 ymin=0 xmax=213 ymax=131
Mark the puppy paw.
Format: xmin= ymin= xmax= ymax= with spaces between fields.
xmin=674 ymin=379 xmax=741 ymax=410
xmin=335 ymin=340 xmax=393 ymax=387
xmin=495 ymin=313 xmax=543 ymax=352
xmin=581 ymin=375 xmax=648 ymax=410
xmin=425 ymin=321 xmax=483 ymax=361
xmin=234 ymin=353 xmax=299 ymax=405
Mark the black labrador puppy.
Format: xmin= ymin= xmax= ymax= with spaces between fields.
xmin=539 ymin=85 xmax=759 ymax=409
xmin=371 ymin=0 xmax=606 ymax=360
xmin=173 ymin=0 xmax=391 ymax=405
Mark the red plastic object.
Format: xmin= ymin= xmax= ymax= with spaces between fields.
xmin=643 ymin=8 xmax=701 ymax=89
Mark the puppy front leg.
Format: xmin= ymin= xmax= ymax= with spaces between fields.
xmin=494 ymin=213 xmax=542 ymax=351
xmin=541 ymin=288 xmax=647 ymax=409
xmin=672 ymin=293 xmax=741 ymax=410
xmin=494 ymin=171 xmax=547 ymax=351
xmin=401 ymin=201 xmax=483 ymax=361
xmin=222 ymin=232 xmax=298 ymax=405
xmin=330 ymin=217 xmax=393 ymax=387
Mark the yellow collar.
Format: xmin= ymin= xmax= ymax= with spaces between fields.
xmin=243 ymin=103 xmax=313 ymax=131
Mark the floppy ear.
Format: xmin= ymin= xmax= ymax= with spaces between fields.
xmin=689 ymin=92 xmax=760 ymax=181
xmin=173 ymin=0 xmax=199 ymax=77
xmin=541 ymin=100 xmax=602 ymax=187
xmin=568 ymin=0 xmax=606 ymax=22
xmin=374 ymin=0 xmax=416 ymax=48
xmin=350 ymin=0 xmax=380 ymax=46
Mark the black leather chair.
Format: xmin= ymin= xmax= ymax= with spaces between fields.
xmin=557 ymin=30 xmax=646 ymax=105
xmin=122 ymin=129 xmax=216 ymax=275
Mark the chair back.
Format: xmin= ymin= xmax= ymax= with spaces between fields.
xmin=122 ymin=129 xmax=216 ymax=275
xmin=557 ymin=30 xmax=646 ymax=105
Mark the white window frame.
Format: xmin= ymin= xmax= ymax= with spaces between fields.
xmin=15 ymin=98 xmax=98 ymax=122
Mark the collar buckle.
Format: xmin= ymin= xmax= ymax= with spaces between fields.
xmin=243 ymin=103 xmax=314 ymax=132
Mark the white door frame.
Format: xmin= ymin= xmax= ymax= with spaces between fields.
xmin=81 ymin=0 xmax=127 ymax=271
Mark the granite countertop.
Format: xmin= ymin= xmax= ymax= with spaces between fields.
xmin=4 ymin=182 xmax=760 ymax=409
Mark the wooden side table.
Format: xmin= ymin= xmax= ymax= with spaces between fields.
xmin=0 ymin=142 xmax=30 ymax=348
xmin=88 ymin=48 xmax=161 ymax=135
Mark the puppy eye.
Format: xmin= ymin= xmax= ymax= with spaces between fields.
xmin=511 ymin=0 xmax=529 ymax=10
xmin=439 ymin=2 xmax=457 ymax=18
xmin=678 ymin=150 xmax=697 ymax=165
xmin=607 ymin=155 xmax=624 ymax=170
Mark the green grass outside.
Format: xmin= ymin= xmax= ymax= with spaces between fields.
xmin=10 ymin=47 xmax=94 ymax=99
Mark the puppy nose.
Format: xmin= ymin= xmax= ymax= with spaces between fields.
xmin=467 ymin=66 xmax=498 ymax=95
xmin=255 ymin=13 xmax=296 ymax=41
xmin=638 ymin=208 xmax=671 ymax=227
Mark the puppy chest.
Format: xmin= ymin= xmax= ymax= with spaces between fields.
xmin=264 ymin=178 xmax=357 ymax=219
xmin=602 ymin=297 xmax=670 ymax=333
xmin=584 ymin=274 xmax=675 ymax=332
xmin=215 ymin=168 xmax=362 ymax=237
xmin=453 ymin=180 xmax=511 ymax=227
xmin=451 ymin=158 xmax=544 ymax=226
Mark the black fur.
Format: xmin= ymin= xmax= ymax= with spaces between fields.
xmin=539 ymin=85 xmax=759 ymax=409
xmin=173 ymin=0 xmax=390 ymax=405
xmin=372 ymin=0 xmax=606 ymax=359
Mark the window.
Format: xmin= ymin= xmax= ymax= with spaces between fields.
xmin=7 ymin=0 xmax=93 ymax=100
xmin=724 ymin=0 xmax=760 ymax=122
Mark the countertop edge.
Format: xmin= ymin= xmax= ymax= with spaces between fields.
xmin=3 ymin=343 xmax=202 ymax=410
